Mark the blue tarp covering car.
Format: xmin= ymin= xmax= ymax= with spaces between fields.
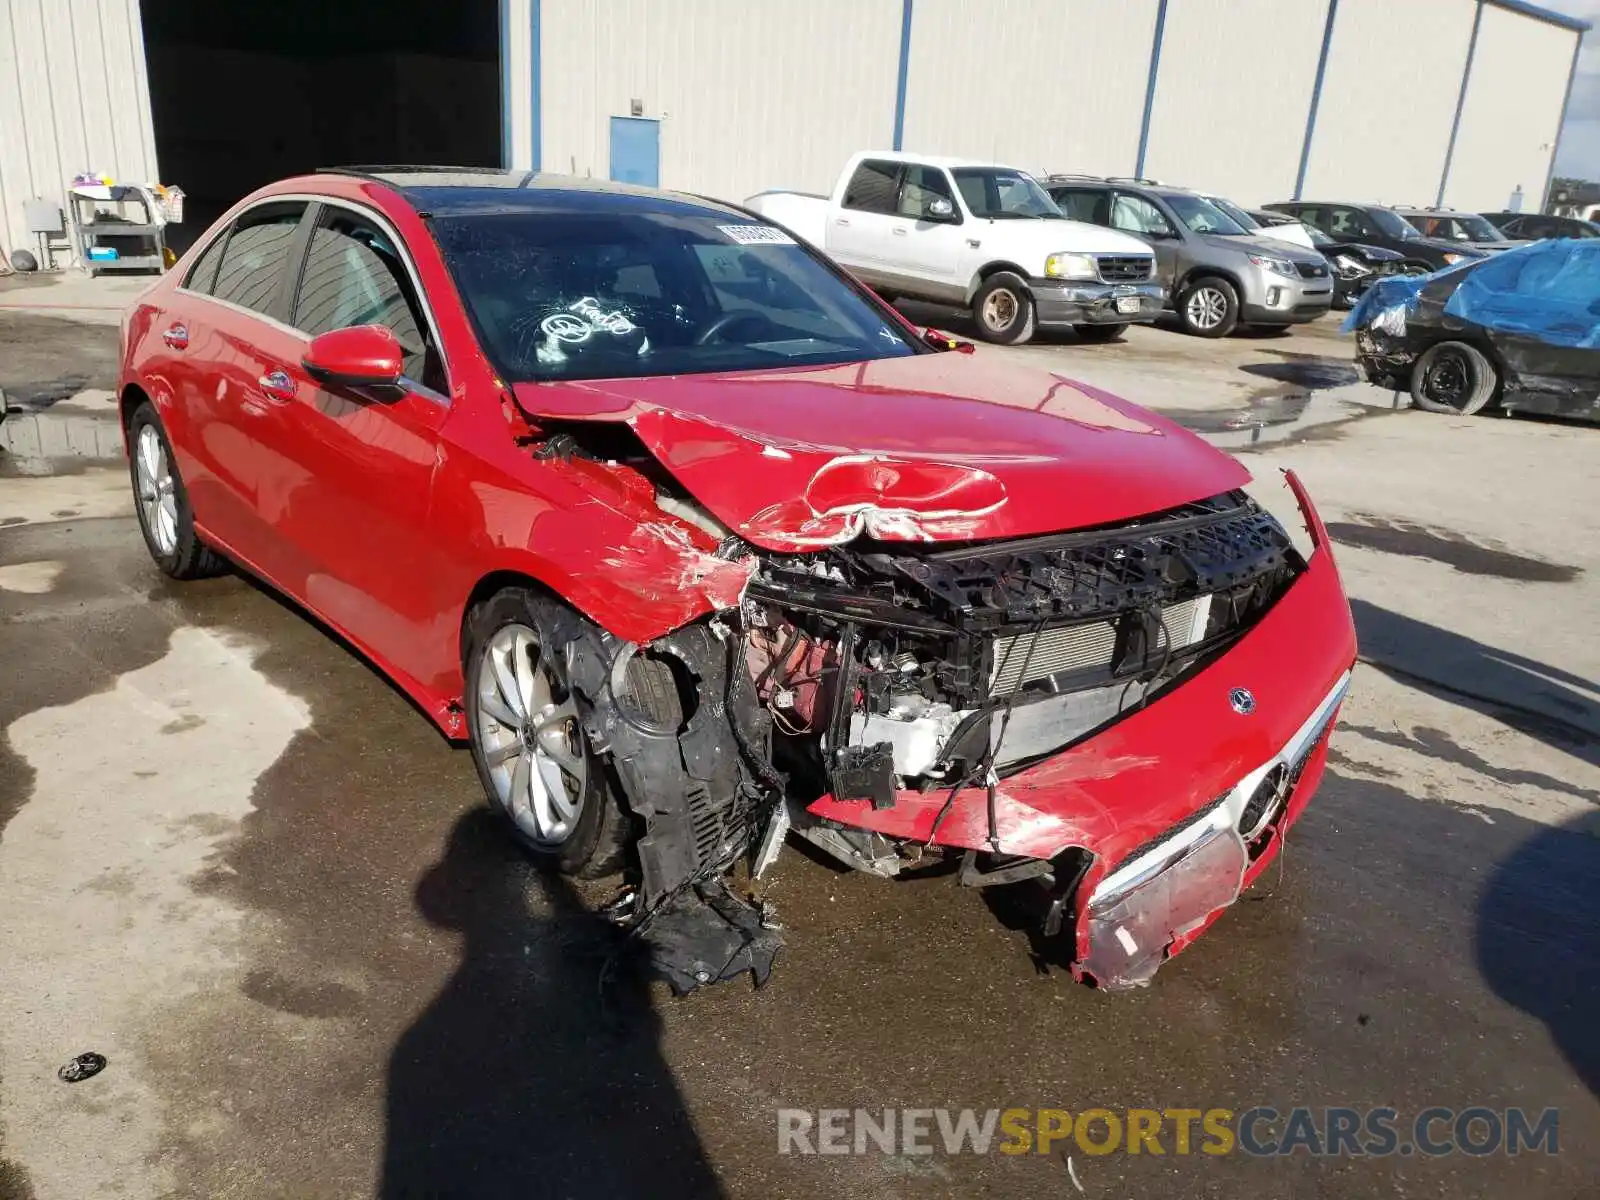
xmin=1345 ymin=239 xmax=1600 ymax=421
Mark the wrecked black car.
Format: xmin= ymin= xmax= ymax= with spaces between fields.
xmin=1345 ymin=239 xmax=1600 ymax=420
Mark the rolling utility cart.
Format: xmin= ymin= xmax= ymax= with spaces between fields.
xmin=68 ymin=183 xmax=171 ymax=276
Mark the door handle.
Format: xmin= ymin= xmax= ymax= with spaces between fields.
xmin=256 ymin=370 xmax=295 ymax=404
xmin=834 ymin=218 xmax=850 ymax=226
xmin=162 ymin=324 xmax=189 ymax=350
xmin=892 ymin=227 xmax=907 ymax=236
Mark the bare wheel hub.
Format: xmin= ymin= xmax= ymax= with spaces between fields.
xmin=982 ymin=288 xmax=1017 ymax=329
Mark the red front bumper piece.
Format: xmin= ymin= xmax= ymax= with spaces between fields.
xmin=807 ymin=472 xmax=1358 ymax=985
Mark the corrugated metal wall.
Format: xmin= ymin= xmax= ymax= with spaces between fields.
xmin=1443 ymin=3 xmax=1578 ymax=213
xmin=1141 ymin=0 xmax=1327 ymax=206
xmin=537 ymin=0 xmax=900 ymax=204
xmin=900 ymin=0 xmax=1159 ymax=177
xmin=0 ymin=0 xmax=157 ymax=265
xmin=1299 ymin=0 xmax=1479 ymax=206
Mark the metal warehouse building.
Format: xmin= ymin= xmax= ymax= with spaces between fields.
xmin=0 ymin=0 xmax=1588 ymax=263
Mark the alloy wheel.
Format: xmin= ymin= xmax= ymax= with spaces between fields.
xmin=135 ymin=424 xmax=179 ymax=556
xmin=474 ymin=624 xmax=587 ymax=846
xmin=1186 ymin=287 xmax=1227 ymax=331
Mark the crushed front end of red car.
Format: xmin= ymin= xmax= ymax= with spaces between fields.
xmin=517 ymin=366 xmax=1356 ymax=990
xmin=742 ymin=469 xmax=1355 ymax=989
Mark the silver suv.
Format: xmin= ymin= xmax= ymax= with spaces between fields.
xmin=1045 ymin=177 xmax=1334 ymax=337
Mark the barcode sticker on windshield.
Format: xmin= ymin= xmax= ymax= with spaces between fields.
xmin=718 ymin=224 xmax=795 ymax=245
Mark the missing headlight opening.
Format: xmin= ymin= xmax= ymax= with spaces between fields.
xmin=579 ymin=477 xmax=1307 ymax=992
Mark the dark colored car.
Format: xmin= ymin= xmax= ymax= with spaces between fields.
xmin=1247 ymin=209 xmax=1411 ymax=307
xmin=116 ymin=167 xmax=1357 ymax=992
xmin=1047 ymin=177 xmax=1334 ymax=336
xmin=1264 ymin=201 xmax=1489 ymax=273
xmin=1347 ymin=239 xmax=1600 ymax=422
xmin=1394 ymin=208 xmax=1525 ymax=252
xmin=1480 ymin=211 xmax=1600 ymax=240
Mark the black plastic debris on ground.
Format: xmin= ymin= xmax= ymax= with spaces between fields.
xmin=635 ymin=879 xmax=782 ymax=996
xmin=58 ymin=1052 xmax=107 ymax=1083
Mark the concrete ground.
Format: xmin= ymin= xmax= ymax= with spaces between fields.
xmin=1 ymin=276 xmax=1597 ymax=1200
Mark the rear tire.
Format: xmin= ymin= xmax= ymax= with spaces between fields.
xmin=1177 ymin=276 xmax=1239 ymax=337
xmin=1073 ymin=323 xmax=1128 ymax=343
xmin=1410 ymin=341 xmax=1497 ymax=416
xmin=971 ymin=273 xmax=1036 ymax=345
xmin=126 ymin=401 xmax=227 ymax=580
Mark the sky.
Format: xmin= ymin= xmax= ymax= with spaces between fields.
xmin=1545 ymin=0 xmax=1600 ymax=179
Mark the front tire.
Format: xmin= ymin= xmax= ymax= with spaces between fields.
xmin=970 ymin=273 xmax=1036 ymax=344
xmin=1410 ymin=341 xmax=1497 ymax=416
xmin=464 ymin=589 xmax=636 ymax=877
xmin=1073 ymin=323 xmax=1128 ymax=343
xmin=1177 ymin=276 xmax=1239 ymax=337
xmin=127 ymin=401 xmax=226 ymax=580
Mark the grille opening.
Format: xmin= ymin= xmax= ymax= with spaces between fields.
xmin=1096 ymin=255 xmax=1154 ymax=283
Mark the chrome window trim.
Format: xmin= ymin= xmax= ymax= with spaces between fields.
xmin=174 ymin=191 xmax=453 ymax=402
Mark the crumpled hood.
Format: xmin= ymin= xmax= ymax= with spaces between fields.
xmin=513 ymin=353 xmax=1249 ymax=551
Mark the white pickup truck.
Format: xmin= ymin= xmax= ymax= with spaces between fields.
xmin=747 ymin=151 xmax=1164 ymax=345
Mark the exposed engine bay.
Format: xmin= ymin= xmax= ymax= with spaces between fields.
xmin=532 ymin=424 xmax=1308 ymax=993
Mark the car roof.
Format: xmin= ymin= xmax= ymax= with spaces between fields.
xmin=858 ymin=150 xmax=1021 ymax=171
xmin=315 ymin=166 xmax=753 ymax=220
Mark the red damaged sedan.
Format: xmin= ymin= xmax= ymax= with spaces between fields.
xmin=118 ymin=168 xmax=1355 ymax=991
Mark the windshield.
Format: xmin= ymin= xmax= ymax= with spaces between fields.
xmin=1453 ymin=214 xmax=1504 ymax=241
xmin=950 ymin=169 xmax=1062 ymax=219
xmin=431 ymin=211 xmax=917 ymax=383
xmin=1207 ymin=197 xmax=1260 ymax=230
xmin=1371 ymin=209 xmax=1422 ymax=240
xmin=1399 ymin=212 xmax=1501 ymax=243
xmin=1307 ymin=226 xmax=1335 ymax=248
xmin=1161 ymin=193 xmax=1250 ymax=235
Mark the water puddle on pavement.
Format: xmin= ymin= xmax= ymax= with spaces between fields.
xmin=0 ymin=388 xmax=122 ymax=476
xmin=0 ymin=627 xmax=310 ymax=1200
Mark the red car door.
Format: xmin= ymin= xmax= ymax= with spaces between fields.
xmin=165 ymin=200 xmax=313 ymax=572
xmin=241 ymin=201 xmax=459 ymax=695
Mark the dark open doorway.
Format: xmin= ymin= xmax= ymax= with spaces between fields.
xmin=140 ymin=0 xmax=500 ymax=250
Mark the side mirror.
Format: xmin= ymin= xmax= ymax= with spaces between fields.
xmin=928 ymin=197 xmax=955 ymax=220
xmin=921 ymin=327 xmax=975 ymax=353
xmin=302 ymin=325 xmax=405 ymax=391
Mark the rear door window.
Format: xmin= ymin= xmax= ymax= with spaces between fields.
xmin=292 ymin=208 xmax=445 ymax=393
xmin=183 ymin=233 xmax=229 ymax=294
xmin=842 ymin=160 xmax=901 ymax=215
xmin=1052 ymin=188 xmax=1111 ymax=225
xmin=211 ymin=203 xmax=308 ymax=317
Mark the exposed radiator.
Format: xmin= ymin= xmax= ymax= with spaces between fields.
xmin=989 ymin=596 xmax=1211 ymax=695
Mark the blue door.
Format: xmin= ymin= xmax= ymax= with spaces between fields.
xmin=609 ymin=117 xmax=660 ymax=187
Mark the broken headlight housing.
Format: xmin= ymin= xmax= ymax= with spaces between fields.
xmin=1332 ymin=253 xmax=1373 ymax=279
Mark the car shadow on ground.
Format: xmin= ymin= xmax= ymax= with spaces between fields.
xmin=1349 ymin=599 xmax=1599 ymax=769
xmin=1476 ymin=808 xmax=1600 ymax=1098
xmin=381 ymin=810 xmax=723 ymax=1200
